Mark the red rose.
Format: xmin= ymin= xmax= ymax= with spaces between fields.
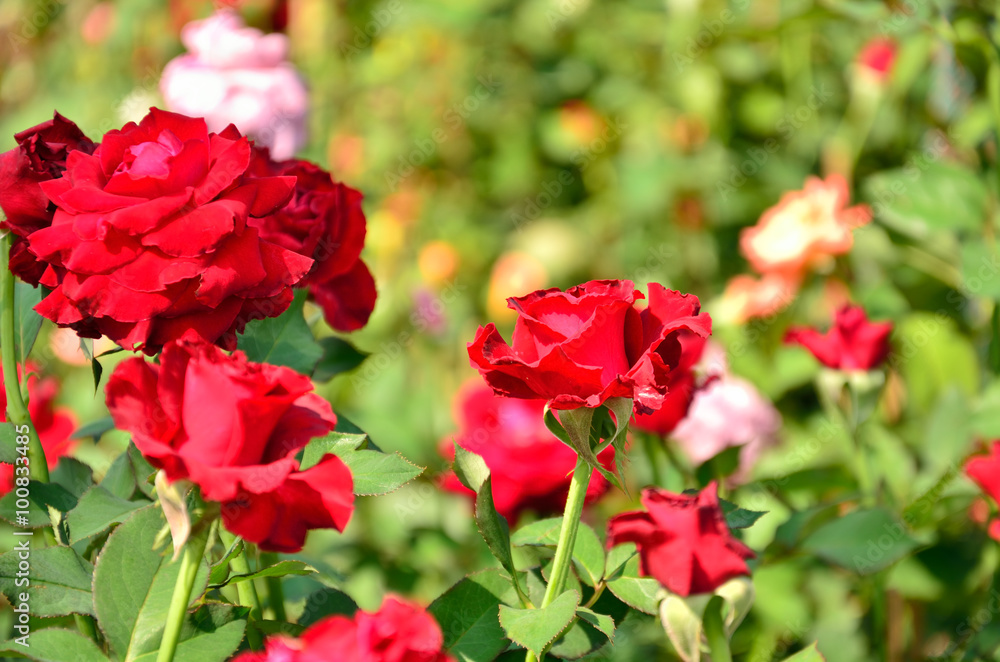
xmin=105 ymin=335 xmax=352 ymax=552
xmin=467 ymin=280 xmax=711 ymax=414
xmin=249 ymin=148 xmax=376 ymax=331
xmin=26 ymin=108 xmax=314 ymax=354
xmin=439 ymin=381 xmax=613 ymax=521
xmin=234 ymin=595 xmax=455 ymax=662
xmin=0 ymin=364 xmax=77 ymax=495
xmin=607 ymin=483 xmax=754 ymax=596
xmin=785 ymin=305 xmax=892 ymax=371
xmin=632 ymin=331 xmax=707 ymax=436
xmin=966 ymin=442 xmax=1000 ymax=540
xmin=0 ymin=112 xmax=97 ymax=285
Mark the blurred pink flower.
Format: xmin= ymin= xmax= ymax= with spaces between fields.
xmin=670 ymin=344 xmax=781 ymax=482
xmin=160 ymin=10 xmax=307 ymax=159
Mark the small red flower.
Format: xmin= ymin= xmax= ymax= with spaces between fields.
xmin=0 ymin=364 xmax=77 ymax=495
xmin=105 ymin=334 xmax=352 ymax=552
xmin=249 ymin=148 xmax=376 ymax=331
xmin=233 ymin=595 xmax=455 ymax=662
xmin=0 ymin=112 xmax=97 ymax=285
xmin=467 ymin=280 xmax=711 ymax=414
xmin=785 ymin=305 xmax=892 ymax=371
xmin=439 ymin=381 xmax=613 ymax=522
xmin=26 ymin=108 xmax=314 ymax=354
xmin=966 ymin=442 xmax=1000 ymax=541
xmin=607 ymin=483 xmax=754 ymax=596
xmin=858 ymin=37 xmax=897 ymax=80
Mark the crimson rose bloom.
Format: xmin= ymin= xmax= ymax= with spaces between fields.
xmin=234 ymin=595 xmax=454 ymax=662
xmin=632 ymin=331 xmax=707 ymax=436
xmin=249 ymin=148 xmax=376 ymax=331
xmin=607 ymin=483 xmax=754 ymax=596
xmin=785 ymin=305 xmax=892 ymax=371
xmin=105 ymin=335 xmax=352 ymax=552
xmin=439 ymin=381 xmax=613 ymax=522
xmin=468 ymin=280 xmax=711 ymax=414
xmin=26 ymin=108 xmax=314 ymax=354
xmin=0 ymin=365 xmax=77 ymax=495
xmin=0 ymin=112 xmax=97 ymax=285
xmin=966 ymin=442 xmax=1000 ymax=540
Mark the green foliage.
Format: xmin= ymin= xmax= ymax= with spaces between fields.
xmin=237 ymin=290 xmax=323 ymax=375
xmin=0 ymin=546 xmax=95 ymax=618
xmin=498 ymin=590 xmax=580 ymax=658
xmin=429 ymin=569 xmax=517 ymax=662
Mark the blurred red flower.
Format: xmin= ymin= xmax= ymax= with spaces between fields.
xmin=607 ymin=482 xmax=754 ymax=596
xmin=105 ymin=335 xmax=352 ymax=552
xmin=785 ymin=304 xmax=892 ymax=370
xmin=468 ymin=280 xmax=711 ymax=414
xmin=26 ymin=108 xmax=313 ymax=354
xmin=858 ymin=37 xmax=897 ymax=80
xmin=631 ymin=331 xmax=707 ymax=437
xmin=0 ymin=365 xmax=77 ymax=495
xmin=439 ymin=381 xmax=613 ymax=522
xmin=966 ymin=442 xmax=1000 ymax=541
xmin=234 ymin=595 xmax=454 ymax=662
xmin=0 ymin=112 xmax=97 ymax=286
xmin=249 ymin=148 xmax=376 ymax=331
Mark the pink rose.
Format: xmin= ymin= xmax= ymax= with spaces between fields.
xmin=160 ymin=10 xmax=307 ymax=160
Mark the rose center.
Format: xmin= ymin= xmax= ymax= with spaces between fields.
xmin=116 ymin=130 xmax=184 ymax=178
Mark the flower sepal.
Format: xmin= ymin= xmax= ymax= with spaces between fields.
xmin=658 ymin=576 xmax=755 ymax=662
xmin=543 ymin=397 xmax=632 ymax=492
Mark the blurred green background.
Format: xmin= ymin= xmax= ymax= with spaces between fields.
xmin=6 ymin=0 xmax=1000 ymax=659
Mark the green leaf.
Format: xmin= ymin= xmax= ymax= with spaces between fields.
xmin=208 ymin=536 xmax=244 ymax=586
xmin=129 ymin=604 xmax=248 ymax=662
xmin=510 ymin=517 xmax=605 ymax=586
xmin=498 ymin=590 xmax=580 ymax=658
xmin=335 ymin=449 xmax=423 ymax=496
xmin=211 ymin=560 xmax=316 ymax=588
xmin=313 ymin=336 xmax=368 ymax=381
xmin=299 ymin=432 xmax=368 ymax=470
xmin=547 ymin=618 xmax=610 ymax=660
xmin=298 ymin=587 xmax=358 ymax=628
xmin=0 ymin=422 xmax=17 ymax=463
xmin=428 ymin=569 xmax=517 ymax=662
xmin=781 ymin=642 xmax=827 ymax=661
xmin=0 ymin=627 xmax=107 ymax=662
xmin=14 ymin=280 xmax=43 ymax=366
xmin=237 ymin=290 xmax=323 ymax=374
xmin=0 ymin=481 xmax=78 ymax=528
xmin=801 ymin=508 xmax=920 ymax=575
xmin=604 ymin=544 xmax=660 ymax=615
xmin=92 ymin=505 xmax=210 ymax=660
xmin=49 ymin=458 xmax=95 ymax=498
xmin=864 ymin=163 xmax=987 ymax=237
xmin=0 ymin=546 xmax=95 ymax=617
xmin=79 ymin=338 xmax=103 ymax=392
xmin=101 ymin=443 xmax=156 ymax=501
xmin=66 ymin=485 xmax=147 ymax=544
xmin=70 ymin=416 xmax=115 ymax=442
xmin=453 ymin=443 xmax=491 ymax=493
xmin=720 ymin=499 xmax=767 ymax=530
xmin=575 ymin=608 xmax=614 ymax=642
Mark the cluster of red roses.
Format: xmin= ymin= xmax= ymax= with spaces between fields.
xmin=0 ymin=108 xmax=375 ymax=354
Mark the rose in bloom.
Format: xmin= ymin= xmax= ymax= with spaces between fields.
xmin=233 ymin=595 xmax=455 ymax=662
xmin=439 ymin=381 xmax=613 ymax=522
xmin=0 ymin=112 xmax=97 ymax=285
xmin=27 ymin=108 xmax=313 ymax=354
xmin=632 ymin=331 xmax=707 ymax=437
xmin=673 ymin=374 xmax=781 ymax=480
xmin=785 ymin=305 xmax=892 ymax=371
xmin=160 ymin=10 xmax=307 ymax=160
xmin=740 ymin=174 xmax=872 ymax=276
xmin=105 ymin=335 xmax=352 ymax=552
xmin=468 ymin=280 xmax=711 ymax=414
xmin=607 ymin=483 xmax=754 ymax=596
xmin=0 ymin=365 xmax=77 ymax=495
xmin=966 ymin=442 xmax=1000 ymax=540
xmin=248 ymin=148 xmax=376 ymax=331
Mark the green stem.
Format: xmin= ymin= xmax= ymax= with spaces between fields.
xmin=642 ymin=434 xmax=665 ymax=487
xmin=525 ymin=455 xmax=593 ymax=662
xmin=219 ymin=528 xmax=264 ymax=650
xmin=259 ymin=551 xmax=287 ymax=621
xmin=156 ymin=530 xmax=209 ymax=662
xmin=703 ymin=596 xmax=733 ymax=662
